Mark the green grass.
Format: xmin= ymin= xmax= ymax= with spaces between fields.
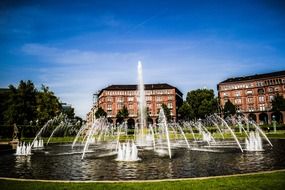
xmin=0 ymin=170 xmax=285 ymax=190
xmin=1 ymin=130 xmax=285 ymax=144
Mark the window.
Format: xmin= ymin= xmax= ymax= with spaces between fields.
xmin=156 ymin=103 xmax=161 ymax=109
xmin=258 ymin=88 xmax=264 ymax=94
xmin=268 ymin=87 xmax=273 ymax=92
xmin=128 ymin=97 xmax=134 ymax=102
xmin=129 ymin=109 xmax=134 ymax=115
xmin=259 ymin=104 xmax=265 ymax=111
xmin=235 ymin=91 xmax=241 ymax=97
xmin=168 ymin=95 xmax=173 ymax=100
xmin=235 ymin=98 xmax=242 ymax=104
xmin=247 ymin=97 xmax=253 ymax=103
xmin=258 ymin=96 xmax=265 ymax=102
xmin=248 ymin=105 xmax=254 ymax=112
xmin=246 ymin=90 xmax=253 ymax=95
xmin=156 ymin=96 xmax=162 ymax=101
xmin=128 ymin=104 xmax=133 ymax=109
xmin=107 ymin=104 xmax=112 ymax=111
xmin=223 ymin=92 xmax=228 ymax=97
xmin=269 ymin=95 xmax=274 ymax=102
xmin=146 ymin=96 xmax=152 ymax=101
xmin=275 ymin=87 xmax=279 ymax=91
xmin=107 ymin=97 xmax=112 ymax=102
xmin=236 ymin=106 xmax=242 ymax=112
xmin=117 ymin=103 xmax=123 ymax=109
xmin=167 ymin=102 xmax=173 ymax=109
xmin=256 ymin=81 xmax=263 ymax=87
xmin=117 ymin=97 xmax=124 ymax=102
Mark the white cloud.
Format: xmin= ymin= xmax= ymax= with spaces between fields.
xmin=20 ymin=40 xmax=282 ymax=118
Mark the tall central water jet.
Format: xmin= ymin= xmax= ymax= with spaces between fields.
xmin=137 ymin=61 xmax=146 ymax=137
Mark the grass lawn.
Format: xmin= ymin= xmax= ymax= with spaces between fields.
xmin=1 ymin=170 xmax=285 ymax=190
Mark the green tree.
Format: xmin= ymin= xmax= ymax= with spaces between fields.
xmin=4 ymin=80 xmax=37 ymax=125
xmin=36 ymin=85 xmax=62 ymax=125
xmin=223 ymin=100 xmax=236 ymax=118
xmin=95 ymin=107 xmax=107 ymax=118
xmin=178 ymin=101 xmax=194 ymax=121
xmin=116 ymin=106 xmax=129 ymax=123
xmin=271 ymin=93 xmax=285 ymax=112
xmin=186 ymin=89 xmax=218 ymax=119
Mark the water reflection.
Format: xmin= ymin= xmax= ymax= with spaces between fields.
xmin=116 ymin=161 xmax=138 ymax=179
xmin=15 ymin=156 xmax=31 ymax=169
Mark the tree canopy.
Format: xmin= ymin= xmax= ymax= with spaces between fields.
xmin=2 ymin=80 xmax=78 ymax=126
xmin=178 ymin=101 xmax=194 ymax=121
xmin=36 ymin=85 xmax=62 ymax=125
xmin=271 ymin=94 xmax=285 ymax=112
xmin=4 ymin=80 xmax=37 ymax=125
xmin=223 ymin=100 xmax=236 ymax=118
xmin=186 ymin=89 xmax=218 ymax=119
xmin=95 ymin=107 xmax=107 ymax=118
xmin=116 ymin=106 xmax=129 ymax=123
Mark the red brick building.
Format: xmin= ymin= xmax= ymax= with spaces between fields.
xmin=87 ymin=83 xmax=183 ymax=127
xmin=218 ymin=70 xmax=285 ymax=124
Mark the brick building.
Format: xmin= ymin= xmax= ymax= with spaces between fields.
xmin=87 ymin=83 xmax=183 ymax=127
xmin=218 ymin=70 xmax=285 ymax=124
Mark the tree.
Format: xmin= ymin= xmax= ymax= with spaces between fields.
xmin=116 ymin=106 xmax=129 ymax=123
xmin=271 ymin=93 xmax=285 ymax=112
xmin=36 ymin=85 xmax=62 ymax=125
xmin=178 ymin=101 xmax=194 ymax=121
xmin=186 ymin=89 xmax=218 ymax=119
xmin=223 ymin=100 xmax=236 ymax=118
xmin=95 ymin=107 xmax=107 ymax=118
xmin=4 ymin=80 xmax=37 ymax=125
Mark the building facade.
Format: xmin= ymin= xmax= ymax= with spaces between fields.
xmin=218 ymin=70 xmax=285 ymax=124
xmin=87 ymin=83 xmax=183 ymax=127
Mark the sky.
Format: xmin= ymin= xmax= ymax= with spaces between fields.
xmin=1 ymin=0 xmax=285 ymax=118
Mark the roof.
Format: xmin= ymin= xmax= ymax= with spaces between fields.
xmin=98 ymin=83 xmax=183 ymax=96
xmin=219 ymin=70 xmax=285 ymax=84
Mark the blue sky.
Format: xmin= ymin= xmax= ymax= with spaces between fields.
xmin=1 ymin=0 xmax=285 ymax=118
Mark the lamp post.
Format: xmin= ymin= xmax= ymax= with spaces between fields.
xmin=272 ymin=115 xmax=277 ymax=133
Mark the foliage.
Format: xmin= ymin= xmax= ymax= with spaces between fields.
xmin=178 ymin=101 xmax=194 ymax=120
xmin=223 ymin=100 xmax=236 ymax=118
xmin=1 ymin=80 xmax=82 ymax=138
xmin=4 ymin=80 xmax=37 ymax=125
xmin=36 ymin=85 xmax=62 ymax=125
xmin=271 ymin=93 xmax=285 ymax=112
xmin=95 ymin=107 xmax=107 ymax=118
xmin=61 ymin=105 xmax=75 ymax=119
xmin=186 ymin=89 xmax=218 ymax=119
xmin=116 ymin=106 xmax=129 ymax=123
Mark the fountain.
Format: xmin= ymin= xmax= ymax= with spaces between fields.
xmin=15 ymin=142 xmax=32 ymax=156
xmin=33 ymin=139 xmax=44 ymax=148
xmin=3 ymin=61 xmax=282 ymax=181
xmin=245 ymin=131 xmax=263 ymax=151
xmin=135 ymin=61 xmax=149 ymax=147
xmin=116 ymin=141 xmax=140 ymax=161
